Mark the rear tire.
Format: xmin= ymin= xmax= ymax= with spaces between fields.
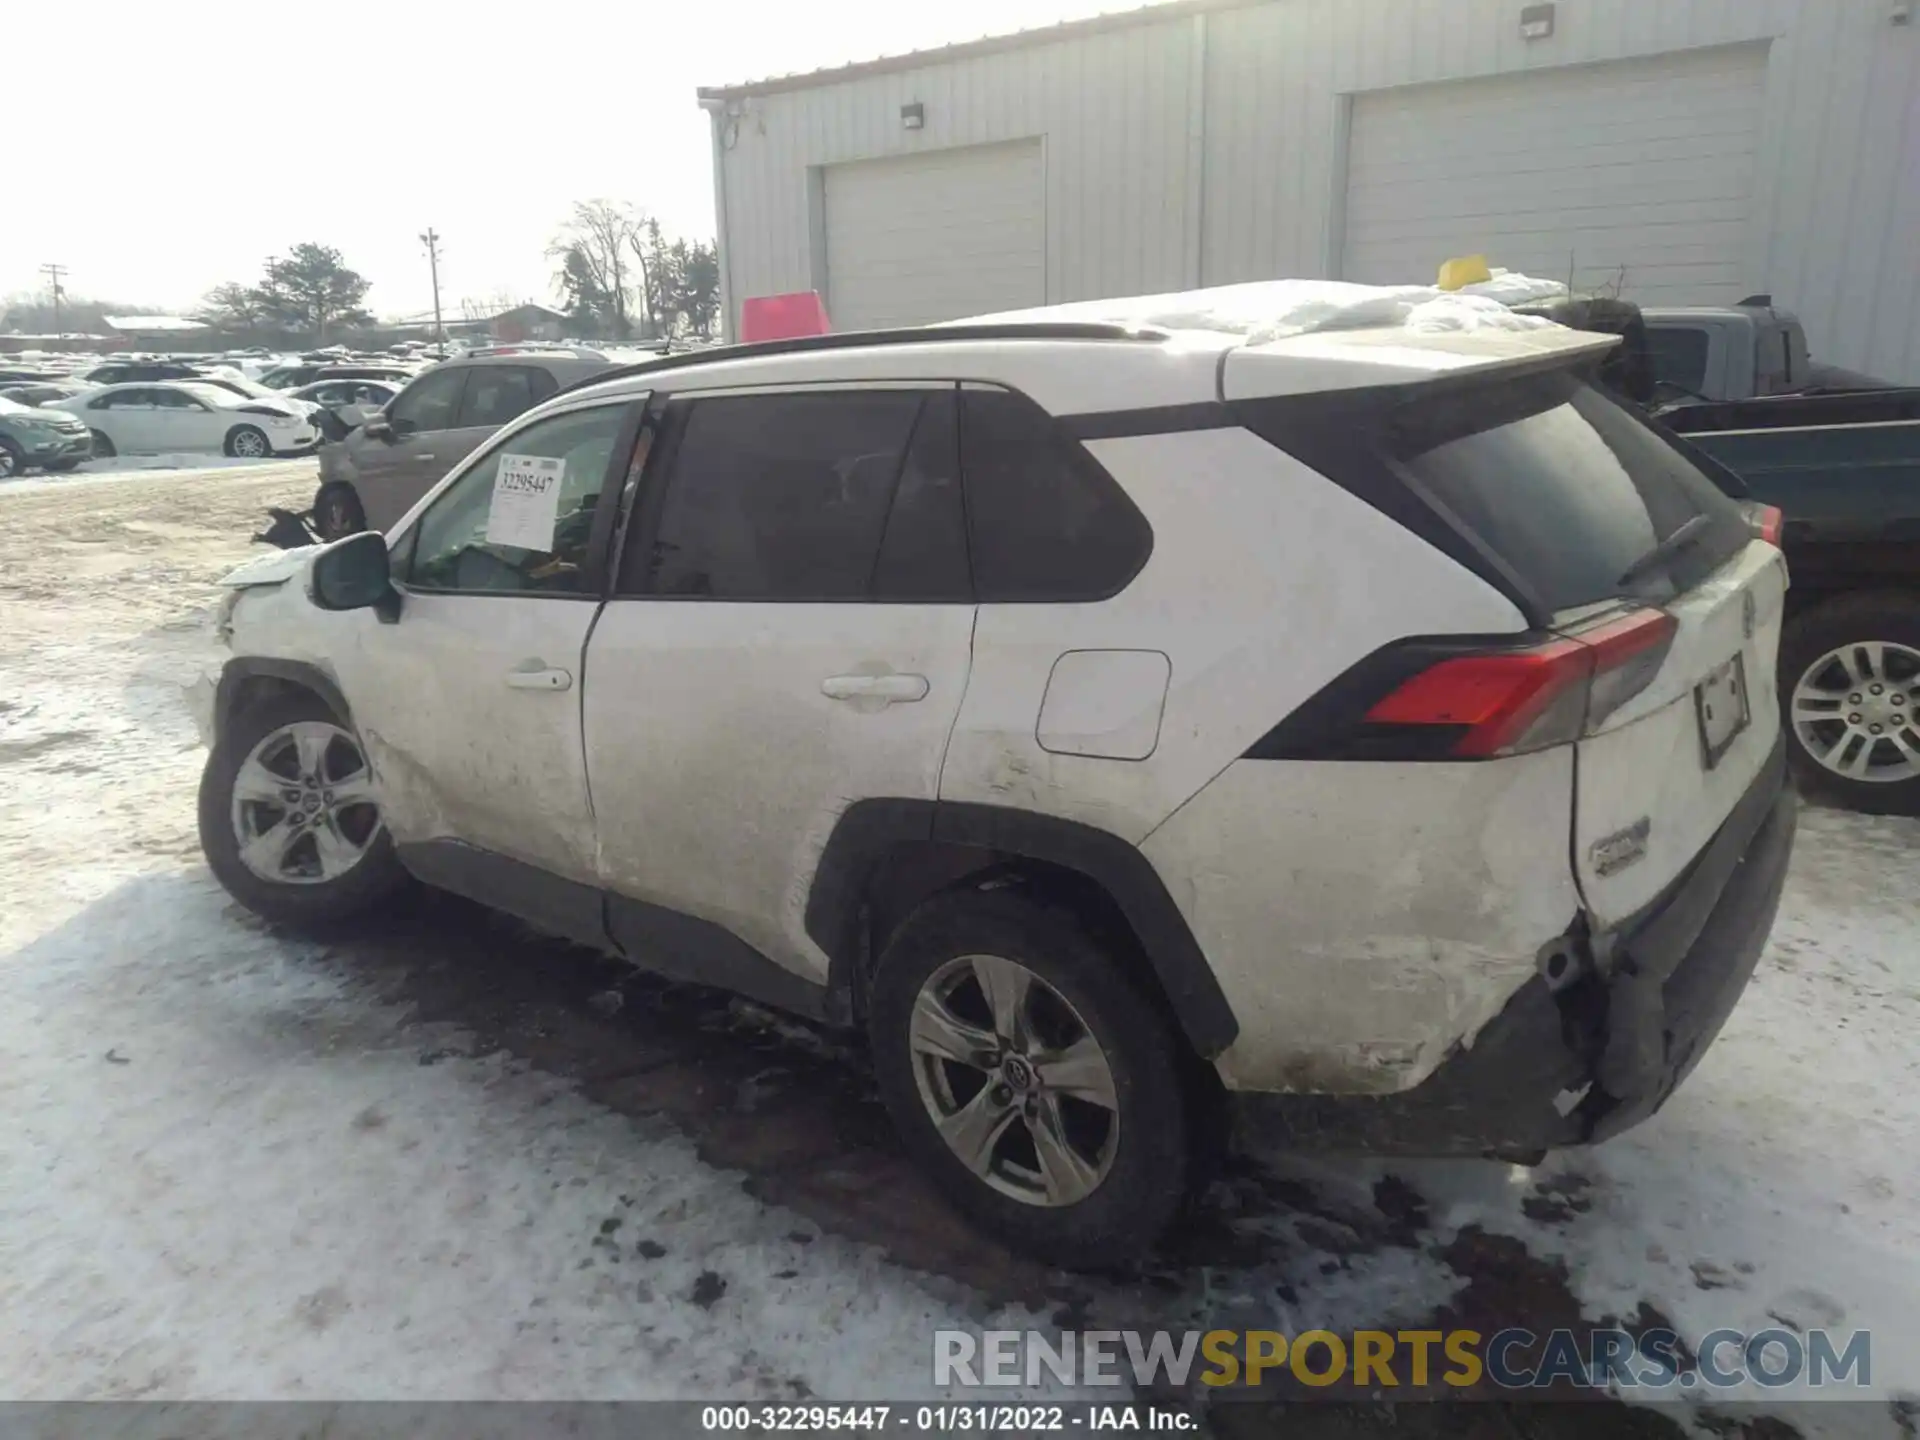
xmin=1780 ymin=591 xmax=1920 ymax=815
xmin=45 ymin=458 xmax=81 ymax=473
xmin=198 ymin=690 xmax=409 ymax=928
xmin=89 ymin=430 xmax=116 ymax=458
xmin=867 ymin=887 xmax=1191 ymax=1269
xmin=225 ymin=425 xmax=271 ymax=459
xmin=313 ymin=482 xmax=367 ymax=541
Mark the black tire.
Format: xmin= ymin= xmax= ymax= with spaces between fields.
xmin=45 ymin=458 xmax=82 ymax=473
xmin=1779 ymin=590 xmax=1920 ymax=815
xmin=89 ymin=429 xmax=115 ymax=458
xmin=0 ymin=439 xmax=21 ymax=479
xmin=198 ymin=690 xmax=409 ymax=928
xmin=867 ymin=887 xmax=1191 ymax=1269
xmin=313 ymin=482 xmax=367 ymax=541
xmin=225 ymin=425 xmax=271 ymax=459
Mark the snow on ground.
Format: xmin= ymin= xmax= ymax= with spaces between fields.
xmin=1 ymin=462 xmax=1917 ymax=1427
xmin=0 ymin=464 xmax=1067 ymax=1402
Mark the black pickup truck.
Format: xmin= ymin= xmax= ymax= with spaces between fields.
xmin=1657 ymin=389 xmax=1920 ymax=813
xmin=1512 ymin=294 xmax=1920 ymax=814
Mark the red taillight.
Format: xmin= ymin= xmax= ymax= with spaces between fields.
xmin=1363 ymin=609 xmax=1679 ymax=757
xmin=1748 ymin=503 xmax=1784 ymax=548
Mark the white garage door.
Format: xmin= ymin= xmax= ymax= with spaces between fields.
xmin=824 ymin=139 xmax=1045 ymax=331
xmin=1343 ymin=46 xmax=1767 ymax=305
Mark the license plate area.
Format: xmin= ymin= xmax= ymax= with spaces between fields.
xmin=1695 ymin=653 xmax=1751 ymax=770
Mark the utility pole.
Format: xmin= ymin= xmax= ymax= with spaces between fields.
xmin=418 ymin=229 xmax=444 ymax=346
xmin=41 ymin=262 xmax=67 ymax=337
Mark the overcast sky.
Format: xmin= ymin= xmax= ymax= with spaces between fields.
xmin=3 ymin=0 xmax=1120 ymax=321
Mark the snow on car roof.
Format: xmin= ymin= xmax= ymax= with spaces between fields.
xmin=955 ymin=275 xmax=1576 ymax=346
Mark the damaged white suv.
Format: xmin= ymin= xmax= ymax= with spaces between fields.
xmin=195 ymin=286 xmax=1796 ymax=1266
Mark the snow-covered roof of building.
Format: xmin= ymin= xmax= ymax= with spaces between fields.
xmin=103 ymin=316 xmax=205 ymax=332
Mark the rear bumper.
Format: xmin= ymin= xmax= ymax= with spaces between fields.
xmin=1233 ymin=733 xmax=1795 ymax=1158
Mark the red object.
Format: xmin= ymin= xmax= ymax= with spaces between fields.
xmin=740 ymin=291 xmax=831 ymax=343
xmin=1365 ymin=609 xmax=1678 ymax=757
xmin=1747 ymin=502 xmax=1784 ymax=548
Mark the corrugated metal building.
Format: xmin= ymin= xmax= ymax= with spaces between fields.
xmin=697 ymin=0 xmax=1920 ymax=380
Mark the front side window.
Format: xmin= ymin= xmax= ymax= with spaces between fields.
xmin=386 ymin=367 xmax=466 ymax=435
xmin=634 ymin=389 xmax=934 ymax=601
xmin=406 ymin=403 xmax=630 ymax=596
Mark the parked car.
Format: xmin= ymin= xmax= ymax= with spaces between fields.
xmin=82 ymin=359 xmax=211 ymax=385
xmin=309 ymin=352 xmax=611 ymax=538
xmin=52 ymin=381 xmax=317 ymax=459
xmin=190 ymin=372 xmax=324 ymax=418
xmin=0 ymin=366 xmax=68 ymax=385
xmin=0 ymin=381 xmax=88 ymax=408
xmin=259 ymin=362 xmax=414 ymax=390
xmin=195 ymin=301 xmax=1794 ymax=1265
xmin=290 ymin=377 xmax=399 ymax=417
xmin=0 ymin=394 xmax=92 ymax=477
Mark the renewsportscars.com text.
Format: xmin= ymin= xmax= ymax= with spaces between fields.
xmin=934 ymin=1327 xmax=1872 ymax=1392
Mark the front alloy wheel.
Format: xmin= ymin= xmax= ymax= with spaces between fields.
xmin=910 ymin=953 xmax=1120 ymax=1207
xmin=230 ymin=720 xmax=383 ymax=884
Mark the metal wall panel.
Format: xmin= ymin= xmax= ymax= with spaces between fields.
xmin=713 ymin=0 xmax=1920 ymax=380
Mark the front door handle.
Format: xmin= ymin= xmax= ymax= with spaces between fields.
xmin=414 ymin=452 xmax=437 ymax=463
xmin=506 ymin=664 xmax=572 ymax=692
xmin=821 ymin=673 xmax=930 ymax=704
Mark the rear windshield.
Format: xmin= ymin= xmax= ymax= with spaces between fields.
xmin=1392 ymin=373 xmax=1749 ymax=613
xmin=1243 ymin=368 xmax=1751 ymax=620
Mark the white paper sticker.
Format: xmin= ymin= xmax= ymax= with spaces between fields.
xmin=485 ymin=453 xmax=565 ymax=551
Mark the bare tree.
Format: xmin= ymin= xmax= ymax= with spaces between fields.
xmin=548 ymin=200 xmax=640 ymax=339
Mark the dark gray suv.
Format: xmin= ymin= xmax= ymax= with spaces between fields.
xmin=312 ymin=352 xmax=612 ymax=538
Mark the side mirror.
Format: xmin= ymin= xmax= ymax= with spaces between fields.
xmin=310 ymin=531 xmax=400 ymax=622
xmin=362 ymin=414 xmax=395 ymax=441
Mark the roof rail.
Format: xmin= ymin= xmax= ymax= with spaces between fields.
xmin=554 ymin=321 xmax=1164 ymax=398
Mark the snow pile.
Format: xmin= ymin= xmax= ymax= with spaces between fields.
xmin=957 ymin=272 xmax=1574 ymax=345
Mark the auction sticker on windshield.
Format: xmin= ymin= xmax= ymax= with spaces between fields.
xmin=486 ymin=453 xmax=564 ymax=551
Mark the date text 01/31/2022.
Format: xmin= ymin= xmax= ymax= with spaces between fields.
xmin=699 ymin=1404 xmax=1195 ymax=1431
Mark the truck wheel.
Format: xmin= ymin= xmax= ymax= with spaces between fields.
xmin=1780 ymin=592 xmax=1920 ymax=815
xmin=867 ymin=887 xmax=1191 ymax=1269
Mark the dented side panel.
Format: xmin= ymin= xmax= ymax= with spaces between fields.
xmin=1139 ymin=752 xmax=1580 ymax=1095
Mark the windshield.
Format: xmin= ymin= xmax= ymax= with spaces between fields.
xmin=178 ymin=383 xmax=250 ymax=407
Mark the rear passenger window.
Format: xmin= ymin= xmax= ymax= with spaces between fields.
xmin=959 ymin=387 xmax=1151 ymax=602
xmin=457 ymin=366 xmax=542 ymax=428
xmin=871 ymin=390 xmax=970 ymax=602
xmin=635 ymin=390 xmax=951 ymax=601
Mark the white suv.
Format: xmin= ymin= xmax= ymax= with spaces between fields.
xmin=194 ymin=294 xmax=1797 ymax=1266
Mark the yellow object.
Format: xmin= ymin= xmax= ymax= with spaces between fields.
xmin=1437 ymin=254 xmax=1492 ymax=291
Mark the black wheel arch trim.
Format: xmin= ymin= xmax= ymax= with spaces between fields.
xmin=213 ymin=657 xmax=352 ymax=743
xmin=806 ymin=797 xmax=1239 ymax=1057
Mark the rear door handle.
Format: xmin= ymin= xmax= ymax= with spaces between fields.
xmin=506 ymin=664 xmax=572 ymax=692
xmin=415 ymin=453 xmax=437 ymax=463
xmin=821 ymin=673 xmax=929 ymax=704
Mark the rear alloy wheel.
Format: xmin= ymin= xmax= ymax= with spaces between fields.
xmin=0 ymin=439 xmax=21 ymax=479
xmin=226 ymin=425 xmax=271 ymax=459
xmin=1781 ymin=594 xmax=1920 ymax=815
xmin=89 ymin=429 xmax=116 ymax=458
xmin=868 ymin=889 xmax=1191 ymax=1268
xmin=198 ymin=692 xmax=409 ymax=927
